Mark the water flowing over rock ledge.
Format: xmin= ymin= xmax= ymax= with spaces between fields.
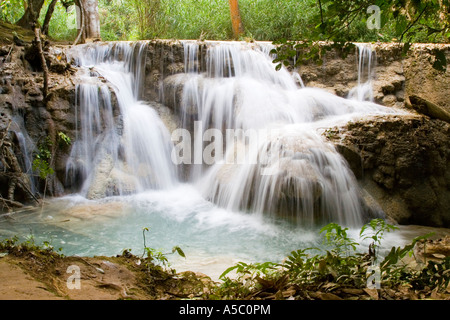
xmin=0 ymin=39 xmax=449 ymax=229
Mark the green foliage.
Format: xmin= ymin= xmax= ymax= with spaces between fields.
xmin=0 ymin=234 xmax=19 ymax=248
xmin=359 ymin=218 xmax=398 ymax=261
xmin=31 ymin=132 xmax=69 ymax=180
xmin=271 ymin=39 xmax=356 ymax=71
xmin=32 ymin=136 xmax=54 ymax=180
xmin=57 ymin=131 xmax=71 ymax=147
xmin=320 ymin=222 xmax=359 ymax=256
xmin=141 ymin=227 xmax=185 ymax=270
xmin=161 ymin=0 xmax=232 ymax=40
xmin=216 ymin=220 xmax=449 ymax=299
xmin=0 ymin=233 xmax=64 ymax=257
xmin=2 ymin=0 xmax=448 ymax=48
xmin=0 ymin=0 xmax=77 ymax=40
xmin=220 ymin=261 xmax=277 ymax=280
xmin=32 ymin=157 xmax=54 ymax=180
xmin=379 ymin=232 xmax=435 ymax=287
xmin=218 ymin=261 xmax=279 ymax=299
xmin=97 ymin=0 xmax=232 ymax=41
xmin=132 ymin=0 xmax=164 ymax=39
xmin=381 ymin=233 xmax=434 ymax=270
xmin=41 ymin=1 xmax=78 ymax=41
xmin=270 ymin=0 xmax=449 ymax=71
xmin=99 ymin=0 xmax=138 ymax=40
xmin=0 ymin=0 xmax=24 ymax=23
xmin=238 ymin=0 xmax=315 ymax=41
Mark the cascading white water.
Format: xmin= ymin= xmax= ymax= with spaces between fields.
xmin=65 ymin=40 xmax=399 ymax=227
xmin=170 ymin=40 xmax=396 ymax=227
xmin=66 ymin=42 xmax=178 ymax=198
xmin=348 ymin=43 xmax=377 ymax=102
xmin=1 ymin=40 xmax=419 ymax=279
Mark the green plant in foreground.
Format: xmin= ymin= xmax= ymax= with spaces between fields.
xmin=141 ymin=227 xmax=185 ymax=270
xmin=320 ymin=222 xmax=360 ymax=257
xmin=217 ymin=219 xmax=448 ymax=299
xmin=359 ymin=218 xmax=398 ymax=262
xmin=0 ymin=233 xmax=64 ymax=257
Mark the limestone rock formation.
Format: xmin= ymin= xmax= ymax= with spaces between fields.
xmin=327 ymin=114 xmax=450 ymax=228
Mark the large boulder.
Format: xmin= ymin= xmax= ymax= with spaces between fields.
xmin=327 ymin=114 xmax=450 ymax=228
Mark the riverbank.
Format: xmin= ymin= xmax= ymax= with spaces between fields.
xmin=0 ymin=246 xmax=216 ymax=300
xmin=1 ymin=233 xmax=449 ymax=300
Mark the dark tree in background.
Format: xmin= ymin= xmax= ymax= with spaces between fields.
xmin=15 ymin=0 xmax=45 ymax=29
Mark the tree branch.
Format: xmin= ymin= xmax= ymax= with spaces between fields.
xmin=33 ymin=26 xmax=49 ymax=98
xmin=73 ymin=0 xmax=85 ymax=45
xmin=399 ymin=4 xmax=428 ymax=43
xmin=42 ymin=0 xmax=59 ymax=35
xmin=318 ymin=0 xmax=324 ymax=27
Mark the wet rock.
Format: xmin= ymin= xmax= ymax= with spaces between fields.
xmin=0 ymin=44 xmax=77 ymax=202
xmin=334 ymin=143 xmax=363 ymax=179
xmin=382 ymin=94 xmax=398 ymax=107
xmin=328 ymin=114 xmax=450 ymax=228
xmin=85 ymin=153 xmax=137 ymax=200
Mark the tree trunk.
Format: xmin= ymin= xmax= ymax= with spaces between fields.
xmin=42 ymin=0 xmax=59 ymax=35
xmin=79 ymin=0 xmax=101 ymax=41
xmin=16 ymin=0 xmax=46 ymax=29
xmin=229 ymin=0 xmax=243 ymax=39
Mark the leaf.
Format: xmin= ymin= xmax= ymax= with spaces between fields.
xmin=172 ymin=246 xmax=186 ymax=258
xmin=427 ymin=26 xmax=441 ymax=36
xmin=402 ymin=42 xmax=412 ymax=56
xmin=363 ymin=288 xmax=379 ymax=300
xmin=432 ymin=50 xmax=447 ymax=72
xmin=219 ymin=265 xmax=239 ymax=279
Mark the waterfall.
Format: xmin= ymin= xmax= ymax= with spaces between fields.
xmin=348 ymin=43 xmax=377 ymax=102
xmin=66 ymin=42 xmax=178 ymax=198
xmin=10 ymin=117 xmax=37 ymax=195
xmin=169 ymin=40 xmax=395 ymax=227
xmin=66 ymin=40 xmax=395 ymax=227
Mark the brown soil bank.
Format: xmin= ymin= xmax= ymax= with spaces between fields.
xmin=0 ymin=248 xmax=215 ymax=300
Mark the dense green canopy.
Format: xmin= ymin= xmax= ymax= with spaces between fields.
xmin=1 ymin=1 xmax=448 ymax=70
xmin=1 ymin=0 xmax=448 ymax=43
